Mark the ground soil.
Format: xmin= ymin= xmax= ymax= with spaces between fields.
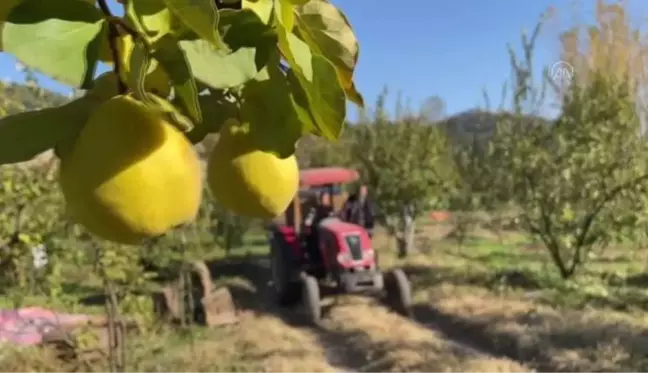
xmin=203 ymin=256 xmax=530 ymax=372
xmin=4 ymin=224 xmax=645 ymax=372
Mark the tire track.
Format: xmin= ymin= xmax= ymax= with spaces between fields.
xmin=209 ymin=255 xmax=530 ymax=372
xmin=321 ymin=296 xmax=531 ymax=372
xmin=207 ymin=256 xmax=365 ymax=372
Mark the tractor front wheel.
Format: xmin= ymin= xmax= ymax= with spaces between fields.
xmin=270 ymin=239 xmax=301 ymax=307
xmin=300 ymin=274 xmax=321 ymax=325
xmin=384 ymin=268 xmax=413 ymax=318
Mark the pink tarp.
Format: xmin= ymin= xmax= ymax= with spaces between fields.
xmin=0 ymin=307 xmax=96 ymax=346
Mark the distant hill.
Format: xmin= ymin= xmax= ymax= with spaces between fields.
xmin=0 ymin=82 xmax=71 ymax=168
xmin=440 ymin=109 xmax=552 ymax=147
xmin=0 ymin=81 xmax=70 ymax=115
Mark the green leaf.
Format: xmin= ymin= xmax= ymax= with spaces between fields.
xmin=274 ymin=0 xmax=295 ymax=31
xmin=0 ymin=0 xmax=22 ymax=24
xmin=0 ymin=96 xmax=101 ymax=165
xmin=2 ymin=0 xmax=104 ymax=88
xmin=180 ymin=9 xmax=276 ymax=89
xmin=287 ymin=78 xmax=317 ymax=135
xmin=152 ymin=35 xmax=202 ymax=124
xmin=242 ymin=0 xmax=272 ymax=24
xmin=287 ymin=0 xmax=309 ymax=4
xmin=288 ymin=54 xmax=346 ymax=140
xmin=18 ymin=233 xmax=31 ymax=244
xmin=242 ymin=61 xmax=308 ymax=158
xmin=282 ymin=32 xmax=312 ymax=80
xmin=183 ymin=93 xmax=238 ymax=143
xmin=560 ymin=206 xmax=575 ymax=222
xmin=0 ymin=0 xmax=25 ymax=49
xmin=126 ymin=0 xmax=172 ymax=44
xmin=180 ymin=40 xmax=256 ymax=90
xmin=161 ymin=0 xmax=225 ymax=50
xmin=294 ymin=0 xmax=364 ymax=107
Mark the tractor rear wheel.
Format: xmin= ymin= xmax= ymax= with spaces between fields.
xmin=300 ymin=274 xmax=321 ymax=325
xmin=270 ymin=239 xmax=301 ymax=307
xmin=384 ymin=268 xmax=413 ymax=318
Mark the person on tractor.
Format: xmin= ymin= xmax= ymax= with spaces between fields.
xmin=340 ymin=184 xmax=377 ymax=238
xmin=303 ymin=191 xmax=333 ymax=266
xmin=303 ymin=192 xmax=333 ymax=228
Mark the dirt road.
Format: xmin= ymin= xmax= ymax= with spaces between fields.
xmin=208 ymin=256 xmax=531 ymax=372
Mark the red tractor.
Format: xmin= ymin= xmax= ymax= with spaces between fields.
xmin=267 ymin=167 xmax=412 ymax=324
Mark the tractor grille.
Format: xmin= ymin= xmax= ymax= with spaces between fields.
xmin=344 ymin=234 xmax=363 ymax=261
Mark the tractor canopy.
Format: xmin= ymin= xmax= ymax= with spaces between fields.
xmin=299 ymin=167 xmax=359 ymax=187
xmin=279 ymin=167 xmax=359 ymax=230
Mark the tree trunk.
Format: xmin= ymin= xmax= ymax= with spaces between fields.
xmin=546 ymin=242 xmax=573 ymax=279
xmin=397 ymin=205 xmax=416 ymax=258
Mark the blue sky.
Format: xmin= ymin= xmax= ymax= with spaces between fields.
xmin=2 ymin=0 xmax=648 ymax=120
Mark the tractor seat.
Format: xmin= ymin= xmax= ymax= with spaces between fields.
xmin=277 ymin=225 xmax=298 ymax=245
xmin=274 ymin=225 xmax=300 ymax=256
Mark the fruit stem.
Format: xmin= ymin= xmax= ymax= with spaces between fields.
xmin=98 ymin=0 xmax=128 ymax=94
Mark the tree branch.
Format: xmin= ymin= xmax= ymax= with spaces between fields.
xmin=521 ymin=169 xmax=569 ymax=275
xmin=98 ymin=0 xmax=128 ymax=94
xmin=575 ymin=172 xmax=648 ymax=249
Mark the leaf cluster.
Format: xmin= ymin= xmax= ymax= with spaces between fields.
xmin=482 ymin=16 xmax=648 ymax=278
xmin=0 ymin=0 xmax=364 ymax=164
xmin=349 ymin=104 xmax=452 ymax=222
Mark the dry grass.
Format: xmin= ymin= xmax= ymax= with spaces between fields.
xmin=323 ymin=296 xmax=530 ymax=372
xmin=376 ymin=220 xmax=648 ymax=372
xmin=136 ymin=312 xmax=337 ymax=372
xmin=0 ymin=311 xmax=339 ymax=372
xmin=415 ymin=284 xmax=648 ymax=371
xmin=5 ymin=220 xmax=648 ymax=372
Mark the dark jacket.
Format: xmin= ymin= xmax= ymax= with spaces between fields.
xmin=340 ymin=194 xmax=376 ymax=229
xmin=304 ymin=204 xmax=333 ymax=228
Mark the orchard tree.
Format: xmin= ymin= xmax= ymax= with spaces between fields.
xmin=351 ymin=92 xmax=452 ymax=257
xmin=0 ymin=0 xmax=364 ymax=245
xmin=295 ymin=133 xmax=353 ymax=168
xmin=0 ymin=165 xmax=65 ymax=291
xmin=493 ymin=16 xmax=648 ymax=279
xmin=442 ymin=110 xmax=523 ymax=243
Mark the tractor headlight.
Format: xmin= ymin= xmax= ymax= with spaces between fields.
xmin=337 ymin=252 xmax=351 ymax=263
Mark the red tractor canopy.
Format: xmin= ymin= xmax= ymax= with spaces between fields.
xmin=283 ymin=167 xmax=359 ymax=229
xmin=299 ymin=167 xmax=359 ymax=187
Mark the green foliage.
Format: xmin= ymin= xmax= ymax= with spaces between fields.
xmin=211 ymin=203 xmax=255 ymax=252
xmin=0 ymin=80 xmax=69 ymax=114
xmin=293 ymin=0 xmax=363 ymax=107
xmin=178 ymin=8 xmax=274 ymax=90
xmin=490 ymin=21 xmax=648 ymax=279
xmin=441 ymin=110 xmax=539 ymax=243
xmin=443 ymin=111 xmax=517 ymax=209
xmin=0 ymin=163 xmax=80 ymax=310
xmin=0 ymin=95 xmax=101 ymax=164
xmin=0 ymin=156 xmax=259 ymax=368
xmin=0 ymin=0 xmax=363 ymax=165
xmin=2 ymin=0 xmax=104 ymax=88
xmin=348 ymin=92 xmax=452 ymax=242
xmin=296 ymin=133 xmax=352 ymax=168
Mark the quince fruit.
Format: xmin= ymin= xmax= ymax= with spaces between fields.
xmin=206 ymin=120 xmax=299 ymax=219
xmin=59 ymin=95 xmax=202 ymax=244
